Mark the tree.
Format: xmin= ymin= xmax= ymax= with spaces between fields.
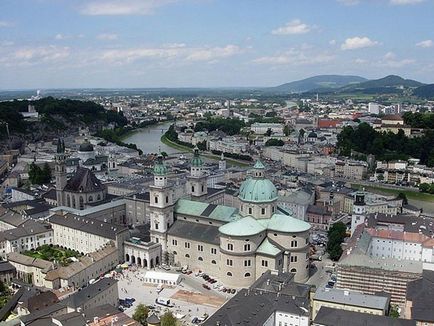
xmin=160 ymin=311 xmax=177 ymax=326
xmin=326 ymin=222 xmax=347 ymax=261
xmin=28 ymin=162 xmax=51 ymax=185
xmin=265 ymin=128 xmax=273 ymax=137
xmin=389 ymin=305 xmax=400 ymax=318
xmin=283 ymin=125 xmax=292 ymax=136
xmin=197 ymin=140 xmax=207 ymax=151
xmin=265 ymin=139 xmax=284 ymax=147
xmin=396 ymin=192 xmax=408 ymax=205
xmin=132 ymin=303 xmax=149 ymax=325
xmin=161 ymin=151 xmax=168 ymax=158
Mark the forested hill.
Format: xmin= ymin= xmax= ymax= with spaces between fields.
xmin=0 ymin=97 xmax=127 ymax=138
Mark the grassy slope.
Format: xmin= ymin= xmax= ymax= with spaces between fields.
xmin=351 ymin=183 xmax=434 ymax=202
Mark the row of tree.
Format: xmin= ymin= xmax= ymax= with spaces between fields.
xmin=326 ymin=222 xmax=347 ymax=261
xmin=337 ymin=122 xmax=434 ymax=166
xmin=133 ymin=304 xmax=177 ymax=325
xmin=194 ymin=117 xmax=245 ymax=136
xmin=28 ymin=162 xmax=52 ymax=185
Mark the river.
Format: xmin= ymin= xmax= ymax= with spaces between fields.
xmin=122 ymin=122 xmax=177 ymax=155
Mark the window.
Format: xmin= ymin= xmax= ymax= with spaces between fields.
xmin=172 ymin=239 xmax=178 ymax=246
xmin=154 ymin=196 xmax=158 ymax=204
xmin=244 ymin=259 xmax=251 ymax=267
xmin=261 ymin=208 xmax=265 ymax=215
xmin=291 ymin=240 xmax=298 ymax=248
xmin=261 ymin=260 xmax=268 ymax=267
xmin=248 ymin=208 xmax=252 ymax=215
xmin=290 ymin=256 xmax=298 ymax=263
xmin=244 ymin=244 xmax=251 ymax=251
xmin=155 ymin=222 xmax=159 ymax=230
xmin=227 ymin=243 xmax=233 ymax=251
xmin=211 ymin=248 xmax=217 ymax=254
xmin=185 ymin=254 xmax=190 ymax=258
xmin=202 ymin=185 xmax=204 ymax=192
xmin=198 ymin=245 xmax=203 ymax=252
xmin=198 ymin=257 xmax=203 ymax=261
xmin=290 ymin=268 xmax=297 ymax=273
xmin=244 ymin=272 xmax=251 ymax=277
xmin=227 ymin=272 xmax=232 ymax=277
xmin=211 ymin=260 xmax=216 ymax=264
xmin=166 ymin=196 xmax=169 ymax=203
xmin=191 ymin=186 xmax=195 ymax=193
xmin=185 ymin=242 xmax=190 ymax=249
xmin=226 ymin=259 xmax=233 ymax=266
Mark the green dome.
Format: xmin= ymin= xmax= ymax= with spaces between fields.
xmin=153 ymin=155 xmax=168 ymax=176
xmin=191 ymin=147 xmax=203 ymax=167
xmin=239 ymin=178 xmax=278 ymax=203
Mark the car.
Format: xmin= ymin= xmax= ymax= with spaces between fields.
xmin=231 ymin=289 xmax=236 ymax=294
xmin=118 ymin=306 xmax=124 ymax=312
xmin=325 ymin=284 xmax=333 ymax=289
xmin=161 ymin=264 xmax=170 ymax=271
xmin=202 ymin=284 xmax=210 ymax=290
xmin=147 ymin=305 xmax=155 ymax=310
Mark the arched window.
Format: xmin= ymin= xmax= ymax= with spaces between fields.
xmin=290 ymin=268 xmax=297 ymax=273
xmin=88 ymin=196 xmax=93 ymax=202
xmin=198 ymin=257 xmax=203 ymax=261
xmin=173 ymin=251 xmax=177 ymax=255
xmin=244 ymin=273 xmax=251 ymax=277
xmin=155 ymin=196 xmax=159 ymax=204
xmin=97 ymin=194 xmax=101 ymax=201
xmin=66 ymin=195 xmax=71 ymax=207
xmin=191 ymin=186 xmax=195 ymax=193
xmin=79 ymin=196 xmax=84 ymax=210
xmin=72 ymin=196 xmax=76 ymax=208
xmin=211 ymin=260 xmax=216 ymax=264
xmin=226 ymin=272 xmax=232 ymax=277
xmin=185 ymin=254 xmax=190 ymax=258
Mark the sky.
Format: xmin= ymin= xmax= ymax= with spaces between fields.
xmin=1 ymin=0 xmax=434 ymax=89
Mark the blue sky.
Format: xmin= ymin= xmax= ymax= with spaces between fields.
xmin=1 ymin=0 xmax=433 ymax=89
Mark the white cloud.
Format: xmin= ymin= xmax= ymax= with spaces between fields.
xmin=97 ymin=33 xmax=118 ymax=41
xmin=11 ymin=46 xmax=70 ymax=65
xmin=341 ymin=36 xmax=378 ymax=50
xmin=354 ymin=58 xmax=367 ymax=64
xmin=271 ymin=19 xmax=312 ymax=35
xmin=252 ymin=47 xmax=334 ymax=66
xmin=384 ymin=51 xmax=396 ymax=60
xmin=337 ymin=0 xmax=360 ymax=5
xmin=390 ymin=0 xmax=424 ymax=5
xmin=100 ymin=44 xmax=243 ymax=64
xmin=416 ymin=40 xmax=433 ymax=48
xmin=329 ymin=40 xmax=337 ymax=45
xmin=55 ymin=34 xmax=65 ymax=40
xmin=80 ymin=0 xmax=174 ymax=15
xmin=0 ymin=21 xmax=12 ymax=27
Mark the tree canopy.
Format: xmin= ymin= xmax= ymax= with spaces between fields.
xmin=28 ymin=162 xmax=52 ymax=185
xmin=132 ymin=303 xmax=149 ymax=325
xmin=337 ymin=122 xmax=434 ymax=166
xmin=265 ymin=138 xmax=284 ymax=147
xmin=194 ymin=117 xmax=245 ymax=136
xmin=160 ymin=311 xmax=177 ymax=326
xmin=326 ymin=222 xmax=347 ymax=261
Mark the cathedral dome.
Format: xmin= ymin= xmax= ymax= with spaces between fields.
xmin=238 ymin=178 xmax=278 ymax=203
xmin=238 ymin=160 xmax=278 ymax=203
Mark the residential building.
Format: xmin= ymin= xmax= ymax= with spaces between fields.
xmin=312 ymin=287 xmax=390 ymax=319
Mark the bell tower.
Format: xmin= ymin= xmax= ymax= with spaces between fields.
xmin=149 ymin=154 xmax=174 ymax=263
xmin=187 ymin=147 xmax=208 ymax=199
xmin=55 ymin=139 xmax=67 ymax=206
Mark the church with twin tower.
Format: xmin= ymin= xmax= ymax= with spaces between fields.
xmin=145 ymin=147 xmax=311 ymax=287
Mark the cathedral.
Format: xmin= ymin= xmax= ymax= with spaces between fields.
xmin=131 ymin=148 xmax=311 ymax=287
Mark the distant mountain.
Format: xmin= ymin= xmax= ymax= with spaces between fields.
xmin=269 ymin=75 xmax=367 ymax=93
xmin=341 ymin=75 xmax=424 ymax=93
xmin=413 ymin=84 xmax=434 ymax=99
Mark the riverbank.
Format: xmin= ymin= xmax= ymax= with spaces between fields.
xmin=161 ymin=134 xmax=250 ymax=167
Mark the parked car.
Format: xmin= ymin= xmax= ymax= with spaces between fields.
xmin=202 ymin=284 xmax=211 ymax=290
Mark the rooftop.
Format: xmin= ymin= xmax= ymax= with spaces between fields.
xmin=313 ymin=307 xmax=415 ymax=326
xmin=174 ymin=199 xmax=238 ymax=223
xmin=314 ymin=287 xmax=389 ymax=311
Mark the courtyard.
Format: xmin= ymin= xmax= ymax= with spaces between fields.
xmin=22 ymin=245 xmax=82 ymax=266
xmin=115 ymin=266 xmax=235 ymax=325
